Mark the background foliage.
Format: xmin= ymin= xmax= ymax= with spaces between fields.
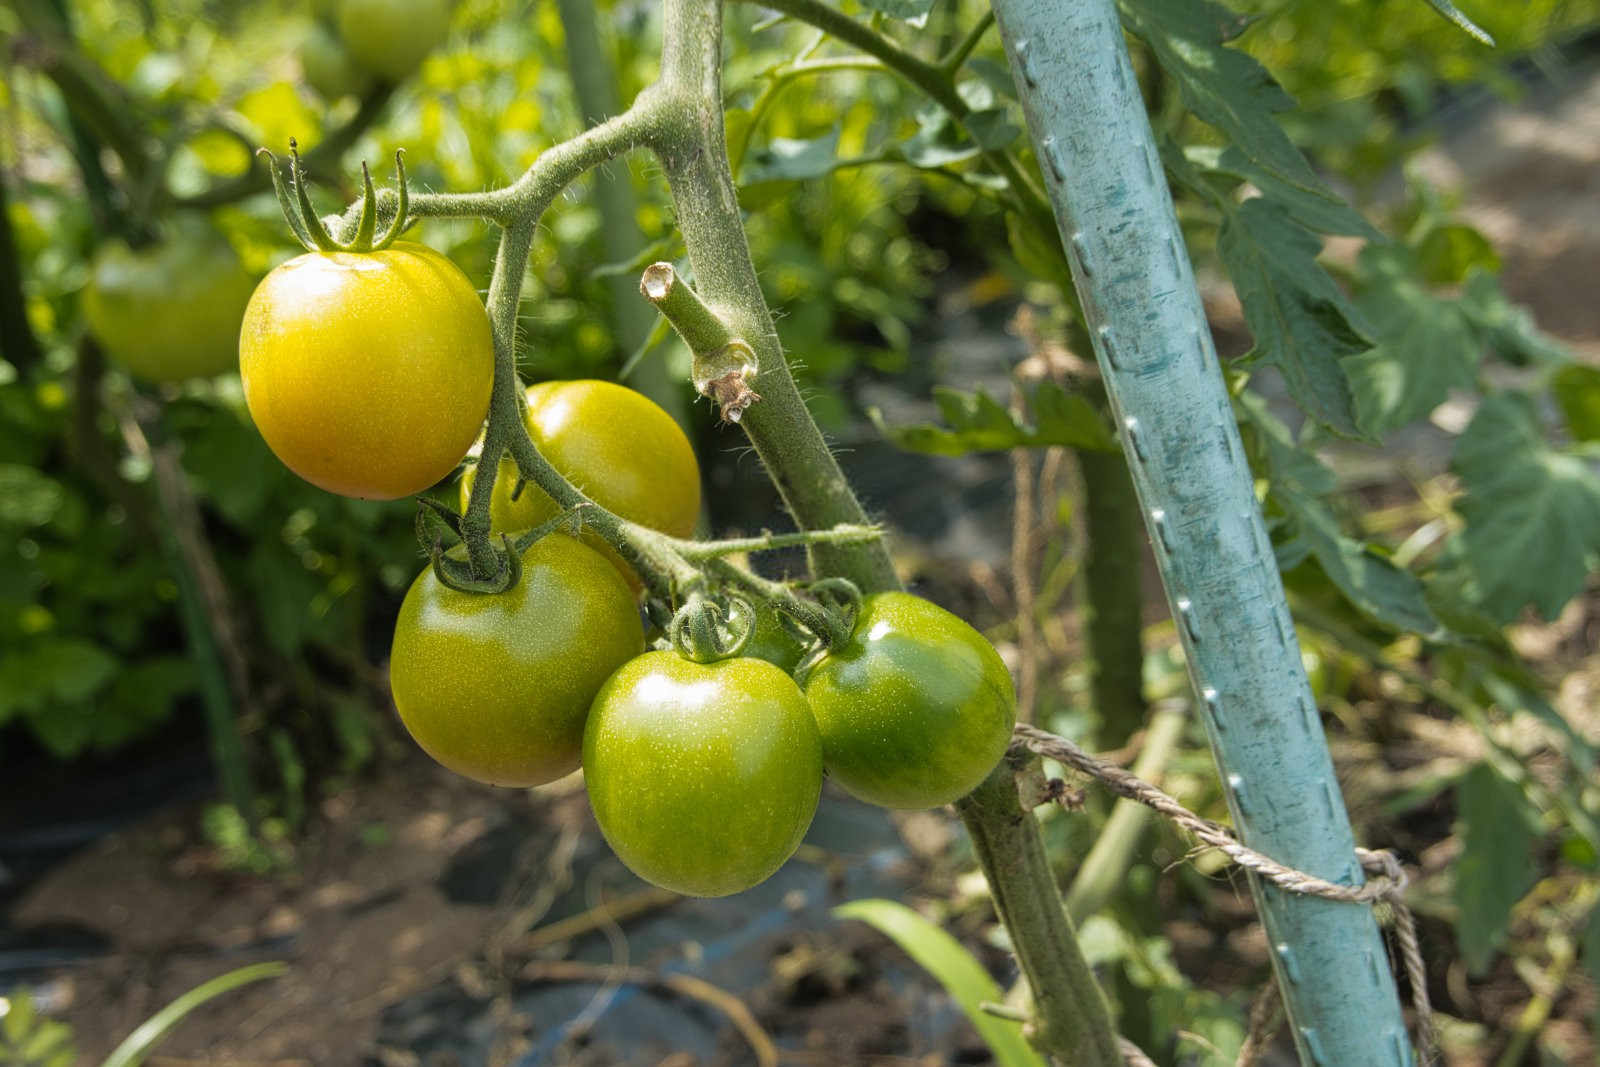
xmin=3 ymin=0 xmax=1599 ymax=1061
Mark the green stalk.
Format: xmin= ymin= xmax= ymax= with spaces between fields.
xmin=1079 ymin=444 xmax=1146 ymax=747
xmin=1065 ymin=701 xmax=1186 ymax=918
xmin=965 ymin=761 xmax=1122 ymax=1065
xmin=645 ymin=3 xmax=1119 ymax=1061
xmin=646 ymin=0 xmax=897 ymax=592
xmin=553 ymin=0 xmax=691 ymax=430
xmin=989 ymin=0 xmax=1412 ymax=1061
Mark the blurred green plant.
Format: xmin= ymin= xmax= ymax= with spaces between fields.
xmin=0 ymin=962 xmax=285 ymax=1067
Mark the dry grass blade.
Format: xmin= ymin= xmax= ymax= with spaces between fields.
xmin=518 ymin=960 xmax=778 ymax=1067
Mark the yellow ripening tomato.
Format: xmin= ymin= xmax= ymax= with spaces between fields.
xmin=239 ymin=241 xmax=493 ymax=501
xmin=460 ymin=380 xmax=700 ymax=581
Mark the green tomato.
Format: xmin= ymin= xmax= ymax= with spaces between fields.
xmin=300 ymin=20 xmax=371 ymax=101
xmin=803 ymin=592 xmax=1016 ymax=809
xmin=337 ymin=0 xmax=452 ymax=82
xmin=389 ymin=535 xmax=644 ymax=788
xmin=81 ymin=219 xmax=256 ymax=382
xmin=584 ymin=652 xmax=823 ymax=896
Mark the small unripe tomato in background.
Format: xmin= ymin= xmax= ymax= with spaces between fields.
xmin=337 ymin=0 xmax=453 ymax=83
xmin=460 ymin=380 xmax=701 ymax=585
xmin=389 ymin=535 xmax=645 ymax=788
xmin=239 ymin=240 xmax=493 ymax=501
xmin=82 ymin=219 xmax=256 ymax=383
xmin=299 ymin=20 xmax=371 ymax=101
xmin=584 ymin=652 xmax=823 ymax=897
xmin=803 ymin=592 xmax=1016 ymax=809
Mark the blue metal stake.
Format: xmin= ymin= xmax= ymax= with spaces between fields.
xmin=987 ymin=0 xmax=1414 ymax=1061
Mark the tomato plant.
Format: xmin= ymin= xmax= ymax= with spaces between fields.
xmin=388 ymin=535 xmax=644 ymax=788
xmin=460 ymin=379 xmax=701 ymax=580
xmin=337 ymin=0 xmax=453 ymax=82
xmin=583 ymin=651 xmax=823 ymax=896
xmin=80 ymin=219 xmax=256 ymax=383
xmin=802 ymin=592 xmax=1016 ymax=810
xmin=239 ymin=240 xmax=494 ymax=501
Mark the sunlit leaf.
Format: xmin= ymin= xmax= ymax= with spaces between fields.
xmin=1219 ymin=199 xmax=1370 ymax=438
xmin=743 ymin=129 xmax=843 ymax=184
xmin=1552 ymin=363 xmax=1600 ymax=442
xmin=1118 ymin=0 xmax=1322 ymax=190
xmin=872 ymin=383 xmax=1117 ymax=456
xmin=1182 ymin=144 xmax=1377 ymax=239
xmin=233 ymin=82 xmax=321 ymax=152
xmin=1345 ymin=243 xmax=1480 ymax=435
xmin=1414 ymin=222 xmax=1499 ymax=285
xmin=835 ymin=900 xmax=1046 ymax=1067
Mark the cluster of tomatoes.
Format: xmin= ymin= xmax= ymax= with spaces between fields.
xmin=87 ymin=231 xmax=1017 ymax=898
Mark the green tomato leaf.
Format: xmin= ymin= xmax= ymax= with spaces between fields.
xmin=1118 ymin=0 xmax=1322 ymax=191
xmin=965 ymin=108 xmax=1022 ymax=151
xmin=1552 ymin=363 xmax=1600 ymax=442
xmin=1344 ymin=243 xmax=1480 ymax=435
xmin=1241 ymin=395 xmax=1444 ymax=636
xmin=834 ymin=900 xmax=1046 ymax=1067
xmin=1458 ymin=269 xmax=1570 ymax=367
xmin=1219 ymin=199 xmax=1371 ymax=438
xmin=897 ymin=107 xmax=982 ymax=169
xmin=1182 ymin=145 xmax=1377 ymax=239
xmin=1414 ymin=222 xmax=1499 ymax=285
xmin=743 ymin=129 xmax=843 ymax=184
xmin=1454 ymin=762 xmax=1538 ymax=975
xmin=966 ymin=57 xmax=1018 ymax=101
xmin=855 ymin=0 xmax=935 ymax=23
xmin=1450 ymin=391 xmax=1600 ymax=621
xmin=872 ymin=383 xmax=1117 ymax=456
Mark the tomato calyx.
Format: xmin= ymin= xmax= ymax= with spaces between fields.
xmin=417 ymin=497 xmax=600 ymax=594
xmin=667 ymin=591 xmax=757 ymax=663
xmin=260 ymin=139 xmax=409 ymax=254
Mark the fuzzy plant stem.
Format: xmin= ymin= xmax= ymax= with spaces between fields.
xmin=644 ymin=2 xmax=1119 ymax=1062
xmin=1079 ymin=445 xmax=1147 ymax=747
xmin=644 ymin=0 xmax=897 ymax=593
xmin=989 ymin=0 xmax=1413 ymax=1061
xmin=553 ymin=0 xmax=691 ymax=430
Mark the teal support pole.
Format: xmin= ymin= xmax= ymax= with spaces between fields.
xmin=988 ymin=1 xmax=1414 ymax=1063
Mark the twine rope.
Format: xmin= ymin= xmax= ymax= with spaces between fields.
xmin=1011 ymin=722 xmax=1435 ymax=1066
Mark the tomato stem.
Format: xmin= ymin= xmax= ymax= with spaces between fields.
xmin=667 ymin=524 xmax=883 ymax=561
xmin=639 ymin=262 xmax=760 ymax=421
